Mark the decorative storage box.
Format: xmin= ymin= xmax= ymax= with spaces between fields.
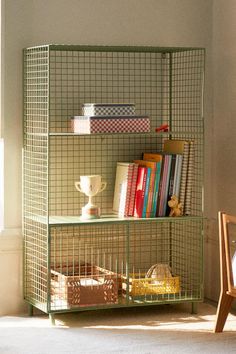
xmin=71 ymin=116 xmax=150 ymax=134
xmin=51 ymin=263 xmax=118 ymax=307
xmin=122 ymin=273 xmax=180 ymax=298
xmin=82 ymin=103 xmax=135 ymax=116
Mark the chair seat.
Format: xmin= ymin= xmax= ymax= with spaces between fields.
xmin=214 ymin=211 xmax=236 ymax=332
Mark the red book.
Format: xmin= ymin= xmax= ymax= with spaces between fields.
xmin=128 ymin=163 xmax=139 ymax=216
xmin=134 ymin=159 xmax=157 ymax=218
xmin=124 ymin=164 xmax=135 ymax=217
xmin=134 ymin=166 xmax=147 ymax=218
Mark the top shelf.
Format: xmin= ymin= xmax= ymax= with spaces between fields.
xmin=25 ymin=131 xmax=204 ymax=138
xmin=24 ymin=44 xmax=205 ymax=54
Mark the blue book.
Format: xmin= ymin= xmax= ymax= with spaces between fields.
xmin=151 ymin=161 xmax=162 ymax=217
xmin=142 ymin=167 xmax=151 ymax=218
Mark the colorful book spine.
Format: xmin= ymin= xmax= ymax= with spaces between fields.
xmin=142 ymin=167 xmax=151 ymax=218
xmin=128 ymin=163 xmax=139 ymax=216
xmin=156 ymin=155 xmax=166 ymax=217
xmin=163 ymin=139 xmax=192 ymax=215
xmin=134 ymin=159 xmax=157 ymax=218
xmin=173 ymin=154 xmax=183 ymax=199
xmin=134 ymin=166 xmax=147 ymax=218
xmin=146 ymin=166 xmax=156 ymax=218
xmin=179 ymin=142 xmax=190 ymax=214
xmin=159 ymin=155 xmax=172 ymax=217
xmin=151 ymin=161 xmax=162 ymax=217
xmin=165 ymin=154 xmax=177 ymax=216
xmin=184 ymin=141 xmax=194 ymax=215
xmin=124 ymin=164 xmax=135 ymax=217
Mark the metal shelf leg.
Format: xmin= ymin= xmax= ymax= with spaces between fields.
xmin=191 ymin=302 xmax=198 ymax=314
xmin=49 ymin=313 xmax=55 ymax=326
xmin=28 ymin=304 xmax=34 ymax=317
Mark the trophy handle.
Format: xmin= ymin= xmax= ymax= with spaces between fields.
xmin=98 ymin=181 xmax=107 ymax=194
xmin=75 ymin=181 xmax=83 ymax=193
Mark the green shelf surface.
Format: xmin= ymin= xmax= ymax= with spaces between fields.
xmin=25 ymin=213 xmax=204 ymax=226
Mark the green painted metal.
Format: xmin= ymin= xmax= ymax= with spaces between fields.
xmin=24 ymin=44 xmax=205 ymax=53
xmin=169 ymin=52 xmax=173 ymax=132
xmin=23 ymin=44 xmax=205 ymax=316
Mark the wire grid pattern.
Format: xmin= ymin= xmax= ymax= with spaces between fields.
xmin=23 ymin=47 xmax=49 ymax=311
xmin=49 ymin=223 xmax=127 ymax=311
xmin=168 ymin=132 xmax=203 ymax=217
xmin=49 ymin=131 xmax=203 ymax=217
xmin=170 ymin=50 xmax=204 ymax=133
xmin=129 ymin=219 xmax=203 ymax=302
xmin=129 ymin=222 xmax=171 ymax=274
xmin=171 ymin=219 xmax=203 ymax=300
xmin=162 ymin=50 xmax=204 ymax=217
xmin=23 ymin=136 xmax=48 ymax=218
xmin=23 ymin=45 xmax=204 ymax=313
xmin=23 ymin=219 xmax=48 ymax=312
xmin=49 ymin=134 xmax=163 ymax=216
xmin=49 ymin=49 xmax=164 ymax=132
xmin=23 ymin=46 xmax=49 ymax=218
xmin=48 ymin=219 xmax=203 ymax=311
xmin=23 ymin=46 xmax=49 ymax=135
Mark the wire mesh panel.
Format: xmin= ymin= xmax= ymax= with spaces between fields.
xmin=170 ymin=50 xmax=204 ymax=133
xmin=23 ymin=220 xmax=48 ymax=313
xmin=48 ymin=218 xmax=203 ymax=311
xmin=23 ymin=46 xmax=49 ymax=309
xmin=170 ymin=219 xmax=203 ymax=300
xmin=126 ymin=219 xmax=203 ymax=303
xmin=23 ymin=46 xmax=49 ymax=221
xmin=48 ymin=131 xmax=203 ymax=217
xmin=49 ymin=48 xmax=165 ymax=133
xmin=49 ymin=134 xmax=164 ymax=216
xmin=23 ymin=45 xmax=205 ymax=314
xmin=49 ymin=223 xmax=127 ymax=311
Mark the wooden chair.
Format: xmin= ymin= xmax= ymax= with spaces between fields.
xmin=214 ymin=211 xmax=236 ymax=332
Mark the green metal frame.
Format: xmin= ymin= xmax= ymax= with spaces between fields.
xmin=23 ymin=44 xmax=205 ymax=317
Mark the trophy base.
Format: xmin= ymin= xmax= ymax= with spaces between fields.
xmin=81 ymin=206 xmax=101 ymax=220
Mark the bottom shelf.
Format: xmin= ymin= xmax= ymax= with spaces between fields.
xmin=50 ymin=262 xmax=182 ymax=310
xmin=26 ymin=294 xmax=203 ymax=315
xmin=24 ymin=217 xmax=203 ymax=314
xmin=48 ymin=263 xmax=202 ymax=312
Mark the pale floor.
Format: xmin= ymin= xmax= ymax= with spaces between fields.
xmin=0 ymin=302 xmax=236 ymax=354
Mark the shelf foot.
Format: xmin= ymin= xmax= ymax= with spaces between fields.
xmin=49 ymin=313 xmax=56 ymax=326
xmin=28 ymin=304 xmax=34 ymax=317
xmin=191 ymin=302 xmax=198 ymax=314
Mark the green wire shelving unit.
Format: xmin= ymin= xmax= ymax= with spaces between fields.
xmin=23 ymin=45 xmax=205 ymax=322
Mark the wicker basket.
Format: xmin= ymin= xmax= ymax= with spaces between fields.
xmin=51 ymin=263 xmax=118 ymax=307
xmin=122 ymin=273 xmax=180 ymax=297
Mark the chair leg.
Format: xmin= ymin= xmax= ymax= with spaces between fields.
xmin=214 ymin=292 xmax=234 ymax=332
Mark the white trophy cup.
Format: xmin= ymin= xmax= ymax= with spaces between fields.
xmin=75 ymin=175 xmax=107 ymax=219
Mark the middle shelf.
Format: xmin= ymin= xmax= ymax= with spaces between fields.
xmin=23 ymin=132 xmax=203 ymax=220
xmin=25 ymin=214 xmax=204 ymax=226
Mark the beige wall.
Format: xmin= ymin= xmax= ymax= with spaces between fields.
xmin=0 ymin=0 xmax=213 ymax=315
xmin=212 ymin=0 xmax=236 ymax=214
xmin=204 ymin=0 xmax=236 ymax=304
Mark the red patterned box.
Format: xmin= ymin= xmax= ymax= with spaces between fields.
xmin=71 ymin=116 xmax=150 ymax=134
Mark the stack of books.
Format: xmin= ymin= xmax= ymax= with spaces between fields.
xmin=113 ymin=139 xmax=194 ymax=218
xmin=71 ymin=103 xmax=150 ymax=134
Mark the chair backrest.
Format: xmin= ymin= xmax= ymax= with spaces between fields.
xmin=220 ymin=211 xmax=236 ymax=296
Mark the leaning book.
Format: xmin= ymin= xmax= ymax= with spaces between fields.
xmin=113 ymin=162 xmax=136 ymax=217
xmin=163 ymin=139 xmax=194 ymax=215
